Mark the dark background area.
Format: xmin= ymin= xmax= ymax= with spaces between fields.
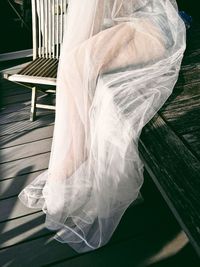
xmin=177 ymin=0 xmax=199 ymax=21
xmin=0 ymin=0 xmax=199 ymax=54
xmin=0 ymin=0 xmax=32 ymax=54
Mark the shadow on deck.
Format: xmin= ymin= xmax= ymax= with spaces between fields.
xmin=0 ymin=22 xmax=200 ymax=267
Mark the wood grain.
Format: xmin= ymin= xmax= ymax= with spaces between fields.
xmin=139 ymin=115 xmax=200 ymax=256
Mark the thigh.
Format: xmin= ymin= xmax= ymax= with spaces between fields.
xmin=74 ymin=18 xmax=165 ymax=75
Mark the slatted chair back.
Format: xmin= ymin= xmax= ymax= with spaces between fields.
xmin=3 ymin=0 xmax=68 ymax=121
xmin=32 ymin=0 xmax=68 ymax=60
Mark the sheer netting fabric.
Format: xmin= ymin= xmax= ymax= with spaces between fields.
xmin=18 ymin=0 xmax=186 ymax=252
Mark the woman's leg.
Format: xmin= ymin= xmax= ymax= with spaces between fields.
xmin=49 ymin=20 xmax=165 ymax=180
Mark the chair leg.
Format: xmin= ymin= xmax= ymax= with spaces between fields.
xmin=30 ymin=87 xmax=37 ymax=121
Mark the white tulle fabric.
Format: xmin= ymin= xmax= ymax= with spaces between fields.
xmin=18 ymin=0 xmax=186 ymax=252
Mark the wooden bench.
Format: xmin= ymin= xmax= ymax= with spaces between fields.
xmin=138 ymin=20 xmax=200 ymax=256
xmin=139 ymin=114 xmax=200 ymax=257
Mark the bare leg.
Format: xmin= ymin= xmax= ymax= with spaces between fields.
xmin=49 ymin=19 xmax=165 ymax=180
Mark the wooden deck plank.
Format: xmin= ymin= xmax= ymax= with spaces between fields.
xmin=47 ymin=234 xmax=189 ymax=267
xmin=161 ymin=83 xmax=200 ymax=112
xmin=162 ymin=94 xmax=199 ymax=114
xmin=0 ymin=97 xmax=54 ymax=116
xmin=0 ymin=170 xmax=44 ymax=200
xmin=0 ymin=201 xmax=144 ymax=249
xmin=0 ymin=167 xmax=180 ymax=256
xmin=0 ymin=152 xmax=50 ymax=180
xmin=139 ymin=115 xmax=200 ymax=256
xmin=0 ymin=197 xmax=40 ymax=223
xmin=2 ymin=92 xmax=31 ymax=106
xmin=161 ymin=82 xmax=200 ymax=135
xmin=0 ymin=125 xmax=54 ymax=148
xmin=0 ymin=199 xmax=183 ymax=267
xmin=0 ymin=101 xmax=32 ymax=115
xmin=1 ymin=90 xmax=55 ymax=107
xmin=182 ymin=130 xmax=200 ymax=158
xmin=0 ymin=114 xmax=54 ymax=136
xmin=0 ymin=138 xmax=52 ymax=164
xmin=0 ymin=212 xmax=48 ymax=248
xmin=0 ymin=81 xmax=28 ymax=97
xmin=0 ymin=107 xmax=54 ymax=125
xmin=176 ymin=65 xmax=200 ymax=86
xmin=161 ymin=106 xmax=200 ymax=135
xmin=0 ymin=233 xmax=77 ymax=267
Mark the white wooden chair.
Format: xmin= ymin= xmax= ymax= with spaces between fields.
xmin=3 ymin=0 xmax=68 ymax=121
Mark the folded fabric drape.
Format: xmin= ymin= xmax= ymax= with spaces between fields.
xmin=19 ymin=0 xmax=186 ymax=253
